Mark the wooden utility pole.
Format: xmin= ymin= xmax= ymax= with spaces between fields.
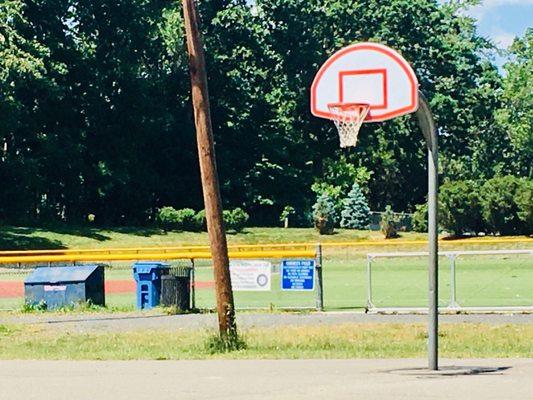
xmin=181 ymin=0 xmax=237 ymax=339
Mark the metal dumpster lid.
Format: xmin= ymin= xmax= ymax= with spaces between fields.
xmin=25 ymin=265 xmax=102 ymax=284
xmin=133 ymin=261 xmax=170 ymax=274
xmin=133 ymin=261 xmax=171 ymax=267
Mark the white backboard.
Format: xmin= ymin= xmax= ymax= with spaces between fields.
xmin=311 ymin=42 xmax=419 ymax=122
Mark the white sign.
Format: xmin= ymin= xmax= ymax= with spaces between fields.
xmin=44 ymin=285 xmax=67 ymax=292
xmin=230 ymin=260 xmax=271 ymax=291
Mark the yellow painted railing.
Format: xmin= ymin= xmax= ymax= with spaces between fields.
xmin=0 ymin=237 xmax=530 ymax=264
xmin=0 ymin=249 xmax=316 ymax=264
xmin=0 ymin=243 xmax=313 ymax=256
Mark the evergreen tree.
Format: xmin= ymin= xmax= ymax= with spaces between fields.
xmin=312 ymin=194 xmax=337 ymax=235
xmin=340 ymin=183 xmax=370 ymax=229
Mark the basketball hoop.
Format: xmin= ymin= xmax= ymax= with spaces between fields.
xmin=327 ymin=103 xmax=370 ymax=148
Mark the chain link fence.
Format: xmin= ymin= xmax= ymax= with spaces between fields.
xmin=0 ymin=255 xmax=322 ymax=311
xmin=1 ymin=243 xmax=531 ymax=312
xmin=365 ymin=250 xmax=533 ymax=311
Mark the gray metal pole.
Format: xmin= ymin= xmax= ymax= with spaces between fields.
xmin=450 ymin=255 xmax=458 ymax=308
xmin=316 ymin=243 xmax=324 ymax=311
xmin=416 ymin=91 xmax=439 ymax=371
xmin=366 ymin=255 xmax=373 ymax=310
xmin=190 ymin=258 xmax=196 ymax=310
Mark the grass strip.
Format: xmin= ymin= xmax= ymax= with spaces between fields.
xmin=0 ymin=323 xmax=531 ymax=360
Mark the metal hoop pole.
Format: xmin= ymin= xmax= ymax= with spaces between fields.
xmin=416 ymin=91 xmax=439 ymax=371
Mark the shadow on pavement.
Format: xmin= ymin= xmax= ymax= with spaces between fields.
xmin=384 ymin=365 xmax=512 ymax=378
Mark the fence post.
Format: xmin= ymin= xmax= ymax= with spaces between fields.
xmin=366 ymin=255 xmax=373 ymax=310
xmin=315 ymin=243 xmax=324 ymax=311
xmin=449 ymin=254 xmax=459 ymax=309
xmin=190 ymin=258 xmax=196 ymax=310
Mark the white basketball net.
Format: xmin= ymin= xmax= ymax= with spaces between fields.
xmin=327 ymin=103 xmax=370 ymax=148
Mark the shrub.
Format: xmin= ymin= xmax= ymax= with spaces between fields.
xmin=21 ymin=300 xmax=47 ymax=313
xmin=439 ymin=180 xmax=484 ymax=236
xmin=157 ymin=207 xmax=197 ymax=231
xmin=175 ymin=208 xmax=196 ymax=231
xmin=340 ymin=183 xmax=370 ymax=229
xmin=157 ymin=206 xmax=180 ymax=231
xmin=194 ymin=209 xmax=207 ymax=231
xmin=479 ymin=176 xmax=530 ymax=235
xmin=204 ymin=332 xmax=247 ymax=354
xmin=380 ymin=205 xmax=399 ymax=239
xmin=412 ymin=203 xmax=428 ymax=233
xmin=312 ymin=194 xmax=337 ymax=235
xmin=224 ymin=208 xmax=249 ymax=232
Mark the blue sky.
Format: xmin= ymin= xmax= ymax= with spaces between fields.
xmin=466 ymin=0 xmax=532 ymax=49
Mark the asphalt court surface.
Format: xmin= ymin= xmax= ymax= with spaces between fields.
xmin=1 ymin=359 xmax=531 ymax=400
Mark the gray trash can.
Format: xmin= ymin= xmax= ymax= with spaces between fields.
xmin=161 ymin=266 xmax=191 ymax=311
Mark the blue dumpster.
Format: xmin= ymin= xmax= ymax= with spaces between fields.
xmin=24 ymin=265 xmax=105 ymax=309
xmin=132 ymin=262 xmax=170 ymax=309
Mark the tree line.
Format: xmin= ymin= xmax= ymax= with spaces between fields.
xmin=0 ymin=0 xmax=531 ymax=227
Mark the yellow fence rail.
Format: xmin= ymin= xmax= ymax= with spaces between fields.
xmin=0 ymin=250 xmax=316 ymax=264
xmin=0 ymin=237 xmax=530 ymax=264
xmin=0 ymin=243 xmax=314 ymax=256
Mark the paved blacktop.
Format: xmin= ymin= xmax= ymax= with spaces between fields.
xmin=0 ymin=358 xmax=531 ymax=400
xmin=2 ymin=311 xmax=533 ymax=332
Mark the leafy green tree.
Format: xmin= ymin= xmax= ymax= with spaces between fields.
xmin=0 ymin=0 xmax=56 ymax=223
xmin=412 ymin=203 xmax=428 ymax=233
xmin=439 ymin=180 xmax=484 ymax=236
xmin=516 ymin=181 xmax=533 ymax=234
xmin=479 ymin=176 xmax=530 ymax=235
xmin=340 ymin=183 xmax=370 ymax=229
xmin=256 ymin=0 xmax=506 ymax=212
xmin=495 ymin=29 xmax=533 ymax=177
xmin=0 ymin=0 xmax=524 ymax=228
xmin=279 ymin=205 xmax=295 ymax=228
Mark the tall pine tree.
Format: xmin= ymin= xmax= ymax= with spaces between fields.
xmin=340 ymin=183 xmax=370 ymax=229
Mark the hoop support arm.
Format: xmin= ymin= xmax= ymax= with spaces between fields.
xmin=416 ymin=90 xmax=439 ymax=371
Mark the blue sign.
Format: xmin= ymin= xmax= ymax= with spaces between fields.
xmin=281 ymin=259 xmax=315 ymax=291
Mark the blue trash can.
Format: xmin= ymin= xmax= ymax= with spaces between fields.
xmin=132 ymin=262 xmax=170 ymax=309
xmin=24 ymin=265 xmax=105 ymax=309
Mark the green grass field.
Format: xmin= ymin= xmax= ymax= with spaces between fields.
xmin=2 ymin=225 xmax=531 ymax=250
xmin=0 ymin=323 xmax=531 ymax=360
xmin=0 ymin=226 xmax=431 ymax=250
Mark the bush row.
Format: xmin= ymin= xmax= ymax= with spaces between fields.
xmin=412 ymin=176 xmax=532 ymax=236
xmin=157 ymin=207 xmax=249 ymax=232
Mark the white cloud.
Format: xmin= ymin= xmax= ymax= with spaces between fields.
xmin=492 ymin=31 xmax=516 ymax=48
xmin=467 ymin=0 xmax=533 ymax=21
xmin=482 ymin=0 xmax=533 ymax=6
